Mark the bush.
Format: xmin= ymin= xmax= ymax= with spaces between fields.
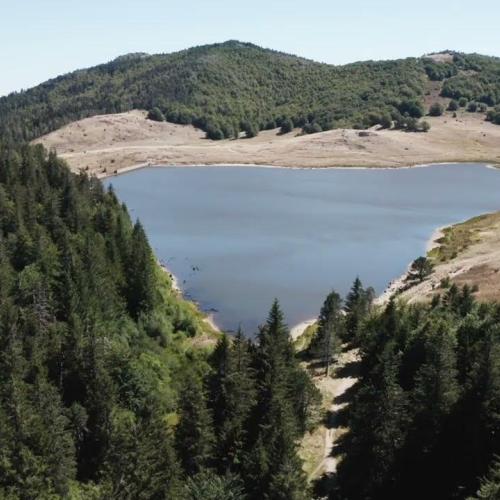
xmin=379 ymin=113 xmax=392 ymax=129
xmin=428 ymin=103 xmax=444 ymax=116
xmin=447 ymin=99 xmax=459 ymax=111
xmin=420 ymin=120 xmax=431 ymax=132
xmin=241 ymin=120 xmax=258 ymax=138
xmin=486 ymin=108 xmax=500 ymax=125
xmin=477 ymin=102 xmax=488 ymax=112
xmin=147 ymin=107 xmax=165 ymax=122
xmin=280 ymin=118 xmax=293 ymax=134
xmin=459 ymin=97 xmax=468 ymax=107
xmin=398 ymin=99 xmax=425 ymax=118
xmin=467 ymin=101 xmax=478 ymax=112
xmin=302 ymin=122 xmax=323 ymax=134
xmin=205 ymin=124 xmax=224 ymax=140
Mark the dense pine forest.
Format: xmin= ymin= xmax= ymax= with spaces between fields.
xmin=2 ymin=40 xmax=500 ymax=499
xmin=2 ymin=144 xmax=500 ymax=499
xmin=302 ymin=279 xmax=500 ymax=500
xmin=1 ymin=41 xmax=500 ymax=143
xmin=0 ymin=143 xmax=321 ymax=498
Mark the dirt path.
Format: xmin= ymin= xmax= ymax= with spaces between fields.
xmin=309 ymin=347 xmax=359 ymax=479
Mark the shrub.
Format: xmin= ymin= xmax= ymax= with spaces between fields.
xmin=280 ymin=118 xmax=293 ymax=134
xmin=447 ymin=99 xmax=459 ymax=111
xmin=379 ymin=113 xmax=392 ymax=129
xmin=147 ymin=107 xmax=165 ymax=122
xmin=420 ymin=120 xmax=431 ymax=132
xmin=428 ymin=103 xmax=444 ymax=116
xmin=467 ymin=101 xmax=478 ymax=112
xmin=205 ymin=124 xmax=224 ymax=140
xmin=302 ymin=122 xmax=323 ymax=134
xmin=459 ymin=97 xmax=468 ymax=107
xmin=398 ymin=99 xmax=425 ymax=118
xmin=242 ymin=121 xmax=258 ymax=138
xmin=477 ymin=102 xmax=488 ymax=112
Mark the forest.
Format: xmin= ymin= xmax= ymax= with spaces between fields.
xmin=306 ymin=280 xmax=500 ymax=499
xmin=2 ymin=42 xmax=500 ymax=144
xmin=1 ymin=144 xmax=500 ymax=498
xmin=0 ymin=143 xmax=321 ymax=499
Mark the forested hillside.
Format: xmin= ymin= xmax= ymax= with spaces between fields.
xmin=306 ymin=280 xmax=500 ymax=499
xmin=2 ymin=41 xmax=499 ymax=143
xmin=0 ymin=143 xmax=320 ymax=499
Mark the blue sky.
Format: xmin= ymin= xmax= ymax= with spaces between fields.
xmin=2 ymin=0 xmax=500 ymax=96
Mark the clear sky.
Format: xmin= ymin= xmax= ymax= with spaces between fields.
xmin=2 ymin=0 xmax=500 ymax=96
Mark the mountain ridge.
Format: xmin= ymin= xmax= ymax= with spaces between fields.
xmin=1 ymin=41 xmax=499 ymax=143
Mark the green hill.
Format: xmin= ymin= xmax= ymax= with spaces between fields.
xmin=2 ymin=41 xmax=499 ymax=142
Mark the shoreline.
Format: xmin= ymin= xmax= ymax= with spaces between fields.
xmin=374 ymin=223 xmax=447 ymax=306
xmin=159 ymin=261 xmax=222 ymax=333
xmin=98 ymin=160 xmax=499 ymax=180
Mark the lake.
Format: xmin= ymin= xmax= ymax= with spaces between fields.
xmin=106 ymin=164 xmax=500 ymax=334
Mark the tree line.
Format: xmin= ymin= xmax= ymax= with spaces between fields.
xmin=307 ymin=277 xmax=500 ymax=499
xmin=0 ymin=41 xmax=438 ymax=144
xmin=0 ymin=143 xmax=321 ymax=498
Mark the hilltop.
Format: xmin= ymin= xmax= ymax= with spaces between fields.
xmin=2 ymin=41 xmax=500 ymax=144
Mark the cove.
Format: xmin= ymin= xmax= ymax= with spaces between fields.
xmin=106 ymin=164 xmax=500 ymax=334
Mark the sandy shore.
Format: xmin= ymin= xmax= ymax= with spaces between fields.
xmin=35 ymin=109 xmax=500 ymax=177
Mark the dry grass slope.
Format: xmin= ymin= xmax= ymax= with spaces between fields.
xmin=35 ymin=109 xmax=500 ymax=177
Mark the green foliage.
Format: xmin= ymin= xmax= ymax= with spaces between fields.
xmin=336 ymin=289 xmax=500 ymax=499
xmin=0 ymin=41 xmax=431 ymax=142
xmin=398 ymin=98 xmax=425 ymax=118
xmin=302 ymin=122 xmax=323 ymax=135
xmin=245 ymin=300 xmax=317 ymax=499
xmin=208 ymin=331 xmax=256 ymax=473
xmin=0 ymin=144 xmax=207 ymax=497
xmin=0 ymin=144 xmax=320 ymax=499
xmin=428 ymin=102 xmax=444 ymax=116
xmin=468 ymin=101 xmax=479 ymax=112
xmin=280 ymin=118 xmax=294 ymax=134
xmin=9 ymin=44 xmax=500 ymax=142
xmin=486 ymin=106 xmax=500 ymax=124
xmin=176 ymin=374 xmax=215 ymax=475
xmin=407 ymin=256 xmax=434 ymax=283
xmin=440 ymin=53 xmax=500 ymax=108
xmin=185 ymin=470 xmax=247 ymax=500
xmin=344 ymin=277 xmax=374 ymax=340
xmin=147 ymin=106 xmax=165 ymax=122
xmin=309 ymin=291 xmax=343 ymax=375
xmin=423 ymin=57 xmax=458 ymax=81
xmin=470 ymin=456 xmax=500 ymax=499
xmin=448 ymin=99 xmax=459 ymax=111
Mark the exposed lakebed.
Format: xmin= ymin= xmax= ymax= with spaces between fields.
xmin=106 ymin=164 xmax=500 ymax=334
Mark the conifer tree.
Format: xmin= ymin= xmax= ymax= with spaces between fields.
xmin=310 ymin=290 xmax=343 ymax=376
xmin=344 ymin=277 xmax=373 ymax=340
xmin=245 ymin=300 xmax=308 ymax=499
xmin=176 ymin=375 xmax=215 ymax=475
xmin=209 ymin=330 xmax=256 ymax=473
xmin=125 ymin=221 xmax=157 ymax=318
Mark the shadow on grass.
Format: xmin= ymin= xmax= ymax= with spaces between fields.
xmin=312 ymin=472 xmax=339 ymax=498
xmin=325 ymin=404 xmax=350 ymax=429
xmin=334 ymin=359 xmax=361 ymax=379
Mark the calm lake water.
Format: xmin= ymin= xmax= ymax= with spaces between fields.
xmin=106 ymin=164 xmax=500 ymax=334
